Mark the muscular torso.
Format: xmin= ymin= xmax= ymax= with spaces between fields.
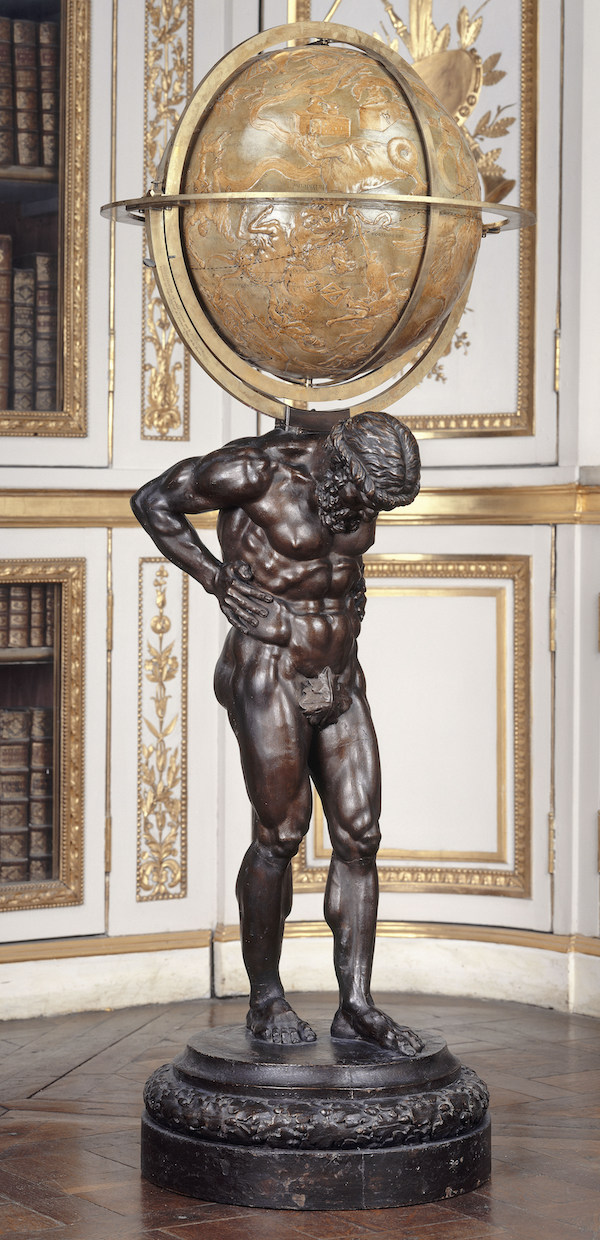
xmin=217 ymin=433 xmax=374 ymax=677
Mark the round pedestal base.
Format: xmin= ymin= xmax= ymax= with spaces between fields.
xmin=141 ymin=1019 xmax=491 ymax=1211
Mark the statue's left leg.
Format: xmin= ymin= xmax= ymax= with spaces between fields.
xmin=310 ymin=674 xmax=423 ymax=1056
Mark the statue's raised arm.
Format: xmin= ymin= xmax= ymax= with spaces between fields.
xmin=131 ymin=441 xmax=274 ymax=633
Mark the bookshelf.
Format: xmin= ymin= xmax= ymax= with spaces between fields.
xmin=0 ymin=579 xmax=58 ymax=886
xmin=0 ymin=559 xmax=84 ymax=913
xmin=0 ymin=0 xmax=88 ymax=438
xmin=0 ymin=2 xmax=60 ymax=416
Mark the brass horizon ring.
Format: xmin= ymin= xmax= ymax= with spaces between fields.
xmin=101 ymin=193 xmax=535 ymax=237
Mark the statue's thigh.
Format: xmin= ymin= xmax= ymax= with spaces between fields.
xmin=311 ymin=693 xmax=382 ymax=842
xmin=229 ymin=670 xmax=312 ymax=829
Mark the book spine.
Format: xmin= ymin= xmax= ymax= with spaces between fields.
xmin=0 ymin=739 xmax=29 ymax=769
xmin=0 ymin=860 xmax=28 ymax=882
xmin=0 ymin=702 xmax=30 ymax=882
xmin=0 ymin=827 xmax=29 ymax=864
xmin=39 ymin=33 xmax=58 ymax=170
xmin=29 ymin=713 xmax=53 ymax=877
xmin=12 ymin=21 xmax=39 ymax=167
xmin=0 ymin=799 xmax=27 ymax=827
xmin=29 ymin=766 xmax=52 ymax=799
xmin=8 ymin=582 xmax=30 ymax=647
xmin=0 ymin=583 xmax=8 ymax=646
xmin=29 ymin=794 xmax=52 ymax=824
xmin=0 ymin=707 xmax=31 ymax=740
xmin=44 ymin=584 xmax=55 ymax=646
xmin=11 ymin=267 xmax=34 ymax=409
xmin=0 ymin=769 xmax=28 ymax=799
xmin=0 ymin=234 xmax=11 ymax=408
xmin=30 ymin=706 xmax=52 ymax=739
xmin=0 ymin=698 xmax=56 ymax=885
xmin=0 ymin=19 xmax=12 ymax=166
xmin=30 ymin=254 xmax=57 ymax=409
xmin=29 ymin=582 xmax=45 ymax=646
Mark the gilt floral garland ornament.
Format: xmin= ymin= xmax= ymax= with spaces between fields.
xmin=137 ymin=562 xmax=187 ymax=900
xmin=142 ymin=0 xmax=193 ymax=440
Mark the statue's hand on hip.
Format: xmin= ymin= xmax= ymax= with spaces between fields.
xmin=214 ymin=561 xmax=272 ymax=635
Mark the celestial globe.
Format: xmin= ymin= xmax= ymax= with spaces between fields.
xmin=181 ymin=38 xmax=481 ymax=386
xmin=103 ymin=23 xmax=533 ymax=418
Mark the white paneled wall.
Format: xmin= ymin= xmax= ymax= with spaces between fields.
xmin=0 ymin=0 xmax=599 ymax=1020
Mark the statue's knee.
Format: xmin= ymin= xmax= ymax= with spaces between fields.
xmin=331 ymin=812 xmax=381 ymax=863
xmin=257 ymin=810 xmax=310 ymax=862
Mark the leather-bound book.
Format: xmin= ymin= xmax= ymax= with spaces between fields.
xmin=0 ymin=708 xmax=31 ymax=740
xmin=12 ymin=267 xmax=34 ymax=407
xmin=31 ymin=707 xmax=52 ymax=739
xmin=0 ymin=19 xmax=11 ymax=165
xmin=33 ymin=258 xmax=57 ymax=407
xmin=30 ymin=766 xmax=52 ymax=798
xmin=8 ymin=583 xmax=30 ymax=647
xmin=44 ymin=586 xmax=55 ymax=646
xmin=39 ymin=24 xmax=59 ymax=170
xmin=0 ymin=235 xmax=11 ymax=406
xmin=12 ymin=19 xmax=39 ymax=165
xmin=0 ymin=800 xmax=27 ymax=828
xmin=29 ymin=582 xmax=45 ymax=646
xmin=0 ymin=860 xmax=28 ymax=882
xmin=13 ymin=268 xmax=34 ymax=305
xmin=0 ymin=584 xmax=8 ymax=646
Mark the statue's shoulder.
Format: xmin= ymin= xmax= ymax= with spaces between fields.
xmin=259 ymin=428 xmax=322 ymax=470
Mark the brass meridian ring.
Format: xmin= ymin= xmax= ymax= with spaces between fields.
xmin=102 ymin=20 xmax=536 ymax=419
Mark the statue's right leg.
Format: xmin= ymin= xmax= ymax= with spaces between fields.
xmin=217 ymin=641 xmax=316 ymax=1044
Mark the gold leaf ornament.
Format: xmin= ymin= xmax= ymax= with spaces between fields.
xmin=137 ymin=562 xmax=187 ymax=900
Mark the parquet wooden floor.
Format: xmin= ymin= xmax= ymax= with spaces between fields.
xmin=0 ymin=991 xmax=599 ymax=1239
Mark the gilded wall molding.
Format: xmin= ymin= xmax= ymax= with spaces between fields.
xmin=137 ymin=558 xmax=188 ymax=900
xmin=292 ymin=553 xmax=531 ymax=896
xmin=142 ymin=0 xmax=193 ymax=441
xmin=214 ymin=921 xmax=600 ymax=956
xmin=0 ymin=0 xmax=89 ymax=438
xmin=2 ymin=485 xmax=600 ymax=528
xmin=0 ymin=558 xmax=85 ymax=912
xmin=5 ymin=924 xmax=600 ymax=963
xmin=0 ymin=928 xmax=211 ymax=964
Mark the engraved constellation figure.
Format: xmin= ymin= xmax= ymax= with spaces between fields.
xmin=132 ymin=411 xmax=424 ymax=1054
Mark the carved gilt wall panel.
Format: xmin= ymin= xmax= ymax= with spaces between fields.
xmin=293 ymin=553 xmax=531 ymax=896
xmin=141 ymin=0 xmax=193 ymax=441
xmin=137 ymin=558 xmax=188 ymax=900
xmin=0 ymin=558 xmax=85 ymax=911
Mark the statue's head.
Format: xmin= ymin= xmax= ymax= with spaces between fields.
xmin=316 ymin=411 xmax=421 ymax=533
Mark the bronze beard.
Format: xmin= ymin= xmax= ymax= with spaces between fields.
xmin=315 ymin=456 xmax=371 ymax=533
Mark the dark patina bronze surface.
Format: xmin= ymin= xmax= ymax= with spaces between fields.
xmin=133 ymin=410 xmax=490 ymax=1207
xmin=141 ymin=1020 xmax=490 ymax=1209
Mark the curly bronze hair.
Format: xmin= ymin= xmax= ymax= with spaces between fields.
xmin=328 ymin=411 xmax=420 ymax=510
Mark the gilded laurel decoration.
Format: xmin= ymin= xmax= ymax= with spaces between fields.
xmin=137 ymin=560 xmax=187 ymax=900
xmin=142 ymin=0 xmax=192 ymax=440
xmin=293 ymin=553 xmax=531 ymax=897
xmin=379 ymin=1 xmax=516 ymax=205
xmin=0 ymin=559 xmax=85 ymax=912
xmin=373 ymin=0 xmax=536 ymax=427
